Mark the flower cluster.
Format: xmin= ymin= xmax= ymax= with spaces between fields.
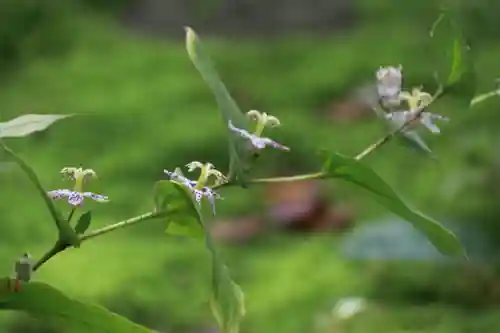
xmin=375 ymin=65 xmax=448 ymax=134
xmin=48 ymin=111 xmax=290 ymax=217
xmin=162 ymin=110 xmax=290 ymax=215
xmin=48 ymin=167 xmax=108 ymax=207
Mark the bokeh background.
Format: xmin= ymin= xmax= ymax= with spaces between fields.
xmin=2 ymin=0 xmax=500 ymax=332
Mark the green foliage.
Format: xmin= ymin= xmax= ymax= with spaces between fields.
xmin=323 ymin=153 xmax=464 ymax=256
xmin=1 ymin=4 xmax=498 ymax=333
xmin=0 ymin=0 xmax=75 ymax=71
xmin=0 ymin=114 xmax=72 ymax=138
xmin=153 ymin=180 xmax=204 ymax=238
xmin=185 ymin=27 xmax=251 ymax=185
xmin=75 ymin=211 xmax=92 ymax=235
xmin=0 ymin=143 xmax=79 ymax=247
xmin=0 ymin=278 xmax=154 ymax=333
xmin=429 ymin=7 xmax=476 ymax=105
xmin=208 ymin=237 xmax=246 ymax=333
xmin=154 ymin=177 xmax=245 ymax=333
xmin=0 ymin=114 xmax=77 ymax=244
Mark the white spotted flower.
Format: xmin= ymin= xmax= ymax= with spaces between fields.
xmin=228 ymin=110 xmax=289 ymax=152
xmin=164 ymin=162 xmax=225 ymax=216
xmin=47 ymin=167 xmax=108 ymax=207
xmin=385 ymin=86 xmax=448 ymax=134
xmin=376 ymin=65 xmax=403 ymax=106
xmin=385 ymin=110 xmax=449 ymax=134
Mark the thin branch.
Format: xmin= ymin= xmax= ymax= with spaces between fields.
xmin=32 ymin=241 xmax=67 ymax=272
xmin=470 ymin=89 xmax=500 ymax=107
xmin=32 ymin=211 xmax=161 ymax=272
xmin=80 ymin=212 xmax=159 ymax=242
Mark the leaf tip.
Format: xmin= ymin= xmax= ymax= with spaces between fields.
xmin=185 ymin=26 xmax=199 ymax=60
xmin=185 ymin=26 xmax=197 ymax=43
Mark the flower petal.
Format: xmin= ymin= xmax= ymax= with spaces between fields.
xmin=47 ymin=189 xmax=73 ymax=200
xmin=420 ymin=113 xmax=448 ymax=134
xmin=68 ymin=192 xmax=84 ymax=206
xmin=203 ymin=187 xmax=223 ymax=216
xmin=164 ymin=169 xmax=188 ymax=183
xmin=185 ymin=161 xmax=204 ymax=172
xmin=265 ymin=115 xmax=281 ymax=128
xmin=82 ymin=192 xmax=109 ymax=203
xmin=260 ymin=137 xmax=290 ymax=151
xmin=228 ymin=121 xmax=252 ymax=139
xmin=246 ymin=110 xmax=261 ymax=122
xmin=193 ymin=189 xmax=203 ymax=203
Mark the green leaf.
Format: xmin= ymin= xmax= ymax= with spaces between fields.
xmin=185 ymin=27 xmax=250 ymax=185
xmin=323 ymin=153 xmax=465 ymax=257
xmin=0 ymin=114 xmax=73 ymax=138
xmin=0 ymin=278 xmax=155 ymax=333
xmin=0 ymin=143 xmax=80 ymax=247
xmin=153 ymin=180 xmax=204 ymax=238
xmin=75 ymin=211 xmax=92 ymax=235
xmin=154 ymin=179 xmax=246 ymax=333
xmin=206 ymin=234 xmax=246 ymax=333
xmin=429 ymin=7 xmax=476 ymax=104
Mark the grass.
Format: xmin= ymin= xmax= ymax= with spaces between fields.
xmin=1 ymin=8 xmax=500 ymax=333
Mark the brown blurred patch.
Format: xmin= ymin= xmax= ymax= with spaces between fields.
xmin=321 ymin=97 xmax=373 ymax=123
xmin=211 ymin=180 xmax=355 ymax=244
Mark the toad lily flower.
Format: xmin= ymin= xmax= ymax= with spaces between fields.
xmin=376 ymin=65 xmax=403 ymax=107
xmin=228 ymin=110 xmax=289 ymax=152
xmin=47 ymin=167 xmax=108 ymax=207
xmin=164 ymin=162 xmax=225 ymax=216
xmin=385 ymin=110 xmax=449 ymax=134
xmin=385 ymin=86 xmax=448 ymax=134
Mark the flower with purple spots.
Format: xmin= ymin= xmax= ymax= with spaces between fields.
xmin=47 ymin=189 xmax=109 ymax=207
xmin=47 ymin=166 xmax=108 ymax=207
xmin=385 ymin=110 xmax=449 ymax=134
xmin=228 ymin=120 xmax=289 ymax=151
xmin=164 ymin=163 xmax=224 ymax=216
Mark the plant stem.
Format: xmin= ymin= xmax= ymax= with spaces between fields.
xmin=32 ymin=211 xmax=160 ymax=272
xmin=470 ymin=89 xmax=500 ymax=107
xmin=32 ymin=241 xmax=67 ymax=272
xmin=247 ymin=171 xmax=326 ymax=184
xmin=80 ymin=212 xmax=159 ymax=242
xmin=67 ymin=208 xmax=76 ymax=224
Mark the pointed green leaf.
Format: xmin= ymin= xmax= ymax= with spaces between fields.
xmin=323 ymin=153 xmax=465 ymax=257
xmin=0 ymin=278 xmax=155 ymax=332
xmin=206 ymin=233 xmax=246 ymax=333
xmin=75 ymin=211 xmax=92 ymax=235
xmin=154 ymin=179 xmax=245 ymax=332
xmin=153 ymin=180 xmax=204 ymax=238
xmin=0 ymin=114 xmax=73 ymax=138
xmin=185 ymin=27 xmax=250 ymax=184
xmin=429 ymin=8 xmax=476 ymax=104
xmin=0 ymin=143 xmax=79 ymax=246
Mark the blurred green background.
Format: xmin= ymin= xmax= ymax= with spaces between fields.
xmin=2 ymin=0 xmax=500 ymax=332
